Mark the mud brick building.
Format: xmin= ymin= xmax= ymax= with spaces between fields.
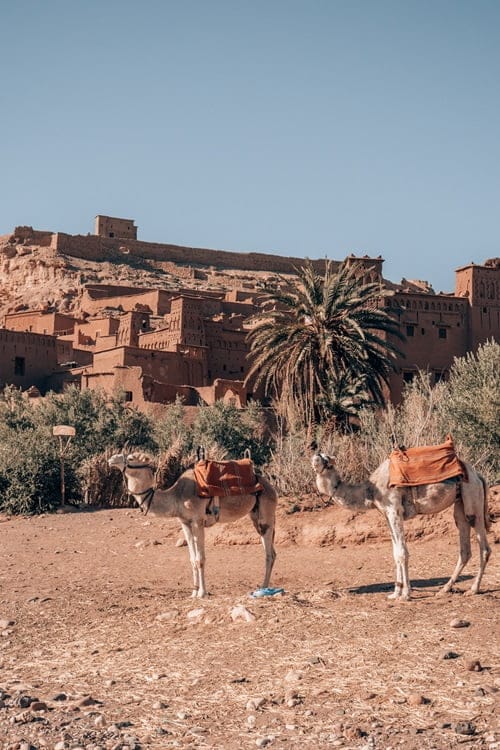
xmin=0 ymin=217 xmax=498 ymax=409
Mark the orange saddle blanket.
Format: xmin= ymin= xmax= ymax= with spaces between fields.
xmin=193 ymin=458 xmax=264 ymax=498
xmin=388 ymin=435 xmax=466 ymax=488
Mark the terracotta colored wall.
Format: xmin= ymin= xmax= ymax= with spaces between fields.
xmin=0 ymin=329 xmax=59 ymax=392
xmin=4 ymin=311 xmax=78 ymax=335
xmin=52 ymin=231 xmax=330 ymax=274
xmin=387 ymin=291 xmax=478 ymax=402
xmin=455 ymin=265 xmax=500 ymax=349
xmin=95 ymin=216 xmax=137 ymax=240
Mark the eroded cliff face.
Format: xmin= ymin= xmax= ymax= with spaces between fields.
xmin=0 ymin=236 xmax=263 ymax=322
xmin=0 ymin=243 xmax=82 ymax=318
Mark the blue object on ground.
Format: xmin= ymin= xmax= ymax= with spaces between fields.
xmin=250 ymin=587 xmax=285 ymax=598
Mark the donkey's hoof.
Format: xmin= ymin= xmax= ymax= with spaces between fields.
xmin=465 ymin=588 xmax=479 ymax=597
xmin=436 ymin=585 xmax=459 ymax=597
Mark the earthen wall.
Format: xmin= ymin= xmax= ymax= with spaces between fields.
xmin=0 ymin=329 xmax=59 ymax=392
xmin=4 ymin=311 xmax=79 ymax=336
xmin=52 ymin=232 xmax=329 ymax=274
xmin=95 ymin=216 xmax=137 ymax=240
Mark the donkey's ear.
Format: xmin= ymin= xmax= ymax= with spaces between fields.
xmin=196 ymin=445 xmax=205 ymax=461
xmin=308 ymin=440 xmax=318 ymax=453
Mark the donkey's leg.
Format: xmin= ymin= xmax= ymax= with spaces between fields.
xmin=181 ymin=521 xmax=200 ymax=598
xmin=438 ymin=500 xmax=471 ymax=596
xmin=466 ymin=499 xmax=491 ymax=596
xmin=190 ymin=521 xmax=208 ymax=598
xmin=385 ymin=504 xmax=410 ymax=600
xmin=251 ymin=510 xmax=277 ymax=589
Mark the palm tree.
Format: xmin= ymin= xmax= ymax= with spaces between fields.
xmin=316 ymin=370 xmax=375 ymax=433
xmin=245 ymin=260 xmax=404 ymax=428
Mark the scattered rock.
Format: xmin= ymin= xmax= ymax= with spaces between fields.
xmin=152 ymin=700 xmax=168 ymax=709
xmin=256 ymin=737 xmax=274 ymax=748
xmin=407 ymin=693 xmax=429 ymax=706
xmin=186 ymin=607 xmax=206 ymax=623
xmin=15 ymin=695 xmax=37 ymax=708
xmin=465 ymin=659 xmax=483 ymax=672
xmin=344 ymin=726 xmax=364 ymax=739
xmin=284 ymin=670 xmax=303 ymax=682
xmin=441 ymin=650 xmax=460 ymax=659
xmin=77 ymin=695 xmax=102 ymax=706
xmin=455 ymin=721 xmax=476 ymax=735
xmin=0 ymin=619 xmax=15 ymax=629
xmin=230 ymin=605 xmax=256 ymax=622
xmin=246 ymin=696 xmax=266 ymax=711
xmin=29 ymin=700 xmax=48 ymax=711
xmin=450 ymin=618 xmax=470 ymax=629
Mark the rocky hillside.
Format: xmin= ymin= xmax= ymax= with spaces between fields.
xmin=0 ymin=236 xmax=279 ymax=322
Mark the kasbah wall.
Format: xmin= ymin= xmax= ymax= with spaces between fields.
xmin=0 ymin=216 xmax=498 ymax=408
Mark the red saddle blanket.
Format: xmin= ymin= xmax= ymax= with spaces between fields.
xmin=388 ymin=435 xmax=466 ymax=488
xmin=193 ymin=458 xmax=264 ymax=498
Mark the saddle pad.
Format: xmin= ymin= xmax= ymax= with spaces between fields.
xmin=388 ymin=435 xmax=466 ymax=487
xmin=193 ymin=458 xmax=264 ymax=498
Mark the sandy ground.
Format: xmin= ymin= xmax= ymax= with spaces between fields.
xmin=0 ymin=498 xmax=498 ymax=750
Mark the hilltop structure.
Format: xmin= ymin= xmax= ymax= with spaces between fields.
xmin=0 ymin=217 xmax=498 ymax=408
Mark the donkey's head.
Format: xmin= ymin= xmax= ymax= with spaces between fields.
xmin=308 ymin=442 xmax=335 ymax=475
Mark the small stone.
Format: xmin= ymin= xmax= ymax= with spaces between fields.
xmin=256 ymin=737 xmax=274 ymax=748
xmin=94 ymin=713 xmax=106 ymax=727
xmin=54 ymin=743 xmax=66 ymax=750
xmin=16 ymin=695 xmax=36 ymax=708
xmin=284 ymin=670 xmax=303 ymax=682
xmin=190 ymin=725 xmax=207 ymax=734
xmin=176 ymin=711 xmax=189 ymax=719
xmin=152 ymin=700 xmax=168 ymax=709
xmin=30 ymin=700 xmax=48 ymax=711
xmin=230 ymin=605 xmax=256 ymax=622
xmin=465 ymin=659 xmax=482 ymax=672
xmin=450 ymin=618 xmax=470 ymax=628
xmin=52 ymin=692 xmax=67 ymax=701
xmin=186 ymin=607 xmax=206 ymax=622
xmin=455 ymin=721 xmax=476 ymax=735
xmin=441 ymin=650 xmax=460 ymax=659
xmin=0 ymin=619 xmax=15 ymax=629
xmin=407 ymin=693 xmax=428 ymax=706
xmin=246 ymin=696 xmax=266 ymax=711
xmin=78 ymin=695 xmax=102 ymax=706
xmin=344 ymin=726 xmax=364 ymax=739
xmin=156 ymin=610 xmax=179 ymax=621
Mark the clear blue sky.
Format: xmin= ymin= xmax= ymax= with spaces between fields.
xmin=1 ymin=0 xmax=499 ymax=292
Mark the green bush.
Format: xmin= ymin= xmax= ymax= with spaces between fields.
xmin=437 ymin=340 xmax=500 ymax=480
xmin=0 ymin=427 xmax=79 ymax=514
xmin=0 ymin=387 xmax=156 ymax=514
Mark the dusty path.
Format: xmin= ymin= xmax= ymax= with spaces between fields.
xmin=0 ymin=505 xmax=498 ymax=750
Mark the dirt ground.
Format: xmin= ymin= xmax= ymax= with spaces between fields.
xmin=0 ymin=494 xmax=498 ymax=750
